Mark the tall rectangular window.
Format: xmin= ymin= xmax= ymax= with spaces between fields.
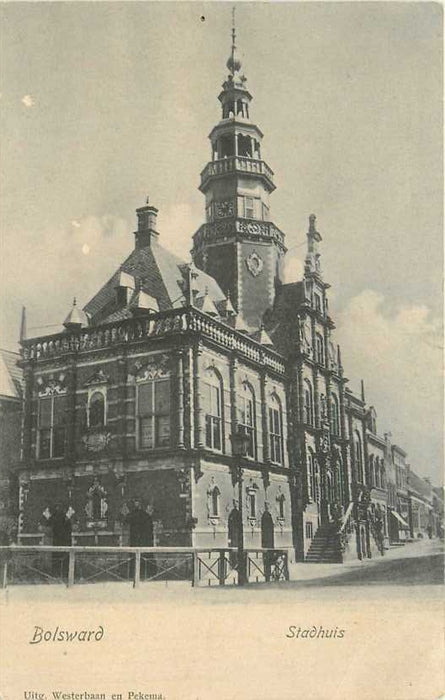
xmin=244 ymin=196 xmax=255 ymax=219
xmin=239 ymin=384 xmax=255 ymax=458
xmin=38 ymin=395 xmax=66 ymax=459
xmin=269 ymin=397 xmax=283 ymax=465
xmin=203 ymin=371 xmax=223 ymax=451
xmin=137 ymin=379 xmax=171 ymax=449
xmin=204 ymin=384 xmax=222 ymax=450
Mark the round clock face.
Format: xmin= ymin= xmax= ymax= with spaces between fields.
xmin=245 ymin=251 xmax=264 ymax=277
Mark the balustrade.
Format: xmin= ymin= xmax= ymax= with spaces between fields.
xmin=21 ymin=308 xmax=286 ymax=375
xmin=201 ymin=156 xmax=274 ymax=187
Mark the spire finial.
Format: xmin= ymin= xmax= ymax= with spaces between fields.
xmin=73 ymin=297 xmax=77 ymax=306
xmin=146 ymin=195 xmax=150 ymax=205
xmin=227 ymin=6 xmax=242 ymax=75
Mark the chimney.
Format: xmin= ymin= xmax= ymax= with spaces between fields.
xmin=134 ymin=196 xmax=159 ymax=249
xmin=20 ymin=306 xmax=27 ymax=343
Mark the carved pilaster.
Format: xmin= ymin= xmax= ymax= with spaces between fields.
xmin=260 ymin=370 xmax=269 ymax=463
xmin=193 ymin=343 xmax=204 ymax=448
xmin=229 ymin=354 xmax=238 ymax=438
xmin=117 ymin=351 xmax=128 ymax=457
xmin=176 ymin=351 xmax=185 ymax=448
xmin=22 ymin=363 xmax=35 ymax=464
xmin=66 ymin=357 xmax=77 ymax=461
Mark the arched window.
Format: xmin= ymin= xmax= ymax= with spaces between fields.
xmin=239 ymin=382 xmax=255 ymax=458
xmin=304 ymin=379 xmax=314 ymax=426
xmin=268 ymin=394 xmax=283 ymax=465
xmin=316 ymin=333 xmax=324 ymax=365
xmin=381 ymin=463 xmax=386 ymax=489
xmin=211 ymin=486 xmax=220 ymax=517
xmin=89 ymin=391 xmax=105 ymax=428
xmin=330 ymin=394 xmax=340 ymax=435
xmin=137 ymin=377 xmax=171 ymax=449
xmin=203 ymin=369 xmax=223 ymax=451
xmin=354 ymin=431 xmax=364 ymax=483
xmin=307 ymin=449 xmax=316 ymax=501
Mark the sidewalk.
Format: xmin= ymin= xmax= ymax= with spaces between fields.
xmin=288 ymin=536 xmax=444 ymax=582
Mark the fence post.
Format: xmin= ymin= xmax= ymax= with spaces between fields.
xmin=67 ymin=548 xmax=75 ymax=588
xmin=133 ymin=550 xmax=141 ymax=589
xmin=218 ymin=550 xmax=226 ymax=586
xmin=192 ymin=551 xmax=199 ymax=587
xmin=284 ymin=551 xmax=290 ymax=581
xmin=1 ymin=558 xmax=8 ymax=589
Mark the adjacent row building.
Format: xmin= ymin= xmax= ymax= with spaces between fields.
xmin=1 ymin=29 xmax=442 ymax=561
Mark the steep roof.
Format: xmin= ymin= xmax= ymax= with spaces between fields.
xmin=83 ymin=240 xmax=226 ymax=326
xmin=0 ymin=349 xmax=23 ymax=400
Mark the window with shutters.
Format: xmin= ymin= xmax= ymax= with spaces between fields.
xmin=203 ymin=369 xmax=223 ymax=451
xmin=38 ymin=395 xmax=66 ymax=459
xmin=268 ymin=394 xmax=283 ymax=465
xmin=137 ymin=379 xmax=171 ymax=449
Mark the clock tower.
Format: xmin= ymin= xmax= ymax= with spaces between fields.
xmin=191 ymin=15 xmax=287 ymax=329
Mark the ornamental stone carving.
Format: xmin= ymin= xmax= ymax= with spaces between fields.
xmin=245 ymin=251 xmax=264 ymax=277
xmin=132 ymin=353 xmax=171 ymax=381
xmin=36 ymin=374 xmax=67 ymax=397
xmin=214 ymin=200 xmax=235 ymax=219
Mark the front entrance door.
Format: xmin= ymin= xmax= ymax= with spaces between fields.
xmin=261 ymin=511 xmax=275 ymax=549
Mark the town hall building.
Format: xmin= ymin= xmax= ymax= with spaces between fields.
xmin=12 ymin=25 xmax=437 ymax=563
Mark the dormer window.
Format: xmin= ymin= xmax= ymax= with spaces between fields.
xmin=115 ymin=271 xmax=135 ymax=306
xmin=314 ymin=294 xmax=322 ymax=313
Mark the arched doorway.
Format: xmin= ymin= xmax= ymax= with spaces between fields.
xmin=261 ymin=511 xmax=275 ymax=549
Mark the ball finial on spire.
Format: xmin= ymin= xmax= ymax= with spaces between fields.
xmin=227 ymin=6 xmax=242 ymax=75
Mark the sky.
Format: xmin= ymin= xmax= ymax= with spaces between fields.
xmin=0 ymin=2 xmax=442 ymax=483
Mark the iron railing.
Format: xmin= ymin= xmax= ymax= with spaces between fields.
xmin=0 ymin=546 xmax=290 ymax=589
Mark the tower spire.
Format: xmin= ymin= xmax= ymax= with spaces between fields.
xmin=227 ymin=6 xmax=242 ymax=76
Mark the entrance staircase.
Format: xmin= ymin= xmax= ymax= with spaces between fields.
xmin=305 ymin=522 xmax=343 ymax=563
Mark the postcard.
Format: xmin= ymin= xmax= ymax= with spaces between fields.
xmin=0 ymin=2 xmax=443 ymax=699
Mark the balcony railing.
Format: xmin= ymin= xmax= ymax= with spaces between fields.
xmin=21 ymin=307 xmax=286 ymax=375
xmin=200 ymin=156 xmax=275 ymax=189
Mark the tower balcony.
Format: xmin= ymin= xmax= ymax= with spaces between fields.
xmin=200 ymin=156 xmax=275 ymax=193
